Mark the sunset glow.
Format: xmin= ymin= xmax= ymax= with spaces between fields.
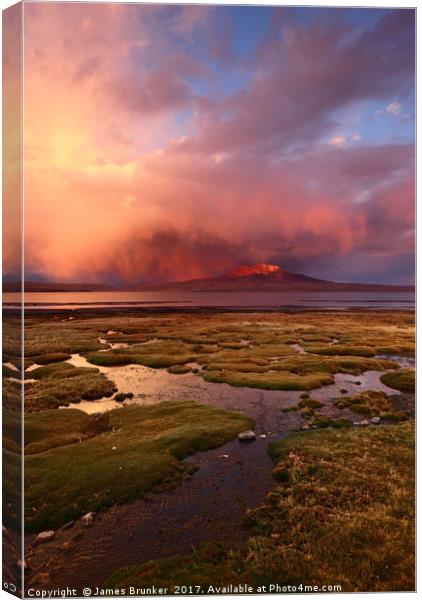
xmin=12 ymin=4 xmax=415 ymax=285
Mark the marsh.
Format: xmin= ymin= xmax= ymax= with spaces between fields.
xmin=2 ymin=308 xmax=415 ymax=593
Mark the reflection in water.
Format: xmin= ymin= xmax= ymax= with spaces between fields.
xmin=2 ymin=289 xmax=416 ymax=310
xmin=58 ymin=351 xmax=405 ymax=431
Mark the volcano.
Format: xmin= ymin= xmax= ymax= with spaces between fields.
xmin=128 ymin=263 xmax=413 ymax=292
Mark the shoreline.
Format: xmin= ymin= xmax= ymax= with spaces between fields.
xmin=2 ymin=304 xmax=416 ymax=316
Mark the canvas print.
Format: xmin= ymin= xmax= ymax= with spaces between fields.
xmin=2 ymin=2 xmax=415 ymax=597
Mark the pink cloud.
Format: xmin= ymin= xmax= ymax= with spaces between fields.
xmin=15 ymin=4 xmax=414 ymax=285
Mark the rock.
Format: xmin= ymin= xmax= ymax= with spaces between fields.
xmin=361 ymin=419 xmax=369 ymax=426
xmin=302 ymin=424 xmax=310 ymax=430
xmin=61 ymin=520 xmax=75 ymax=531
xmin=36 ymin=530 xmax=55 ymax=544
xmin=371 ymin=416 xmax=381 ymax=425
xmin=259 ymin=434 xmax=267 ymax=439
xmin=238 ymin=430 xmax=256 ymax=442
xmin=82 ymin=512 xmax=96 ymax=527
xmin=60 ymin=541 xmax=75 ymax=552
xmin=219 ymin=454 xmax=229 ymax=459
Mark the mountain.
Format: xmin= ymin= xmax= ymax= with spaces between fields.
xmin=127 ymin=263 xmax=414 ymax=292
xmin=3 ymin=281 xmax=115 ymax=292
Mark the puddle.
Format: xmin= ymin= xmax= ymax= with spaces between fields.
xmin=376 ymin=354 xmax=415 ymax=369
xmin=61 ymin=353 xmax=403 ymax=431
xmin=138 ymin=337 xmax=161 ymax=346
xmin=3 ymin=362 xmax=19 ymax=371
xmin=60 ymin=398 xmax=121 ymax=414
xmin=7 ymin=376 xmax=37 ymax=384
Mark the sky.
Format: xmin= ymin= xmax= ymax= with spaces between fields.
xmin=8 ymin=3 xmax=416 ymax=285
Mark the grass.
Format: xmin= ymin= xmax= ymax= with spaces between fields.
xmin=380 ymin=369 xmax=415 ymax=393
xmin=270 ymin=354 xmax=398 ymax=376
xmin=24 ymin=401 xmax=253 ymax=532
xmin=305 ymin=344 xmax=376 ymax=357
xmin=32 ymin=353 xmax=71 ymax=365
xmin=334 ymin=390 xmax=412 ymax=421
xmin=24 ymin=372 xmax=117 ymax=412
xmin=10 ymin=311 xmax=413 ymax=413
xmin=29 ymin=362 xmax=99 ymax=380
xmin=107 ymin=422 xmax=415 ymax=592
xmin=167 ymin=365 xmax=192 ymax=375
xmin=297 ymin=398 xmax=323 ymax=409
xmin=204 ymin=369 xmax=334 ymax=391
xmin=86 ymin=350 xmax=198 ymax=369
xmin=3 ymin=409 xmax=22 ymax=529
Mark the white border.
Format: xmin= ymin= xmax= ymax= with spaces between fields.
xmin=0 ymin=2 xmax=418 ymax=600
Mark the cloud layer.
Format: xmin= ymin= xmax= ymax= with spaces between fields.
xmin=15 ymin=4 xmax=415 ymax=285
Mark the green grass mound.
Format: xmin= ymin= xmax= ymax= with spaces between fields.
xmin=380 ymin=369 xmax=415 ymax=393
xmin=29 ymin=362 xmax=99 ymax=380
xmin=334 ymin=390 xmax=412 ymax=421
xmin=25 ymin=409 xmax=112 ymax=454
xmin=297 ymin=397 xmax=323 ymax=409
xmin=271 ymin=354 xmax=398 ymax=376
xmin=31 ymin=353 xmax=72 ymax=365
xmin=24 ymin=373 xmax=117 ymax=412
xmin=167 ymin=365 xmax=192 ymax=375
xmin=304 ymin=344 xmax=376 ymax=357
xmin=204 ymin=369 xmax=334 ymax=391
xmin=24 ymin=401 xmax=253 ymax=532
xmin=107 ymin=422 xmax=414 ymax=592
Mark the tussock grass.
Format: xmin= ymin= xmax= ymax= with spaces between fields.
xmin=334 ymin=390 xmax=412 ymax=420
xmin=24 ymin=373 xmax=117 ymax=412
xmin=31 ymin=353 xmax=71 ymax=365
xmin=204 ymin=369 xmax=334 ymax=390
xmin=380 ymin=369 xmax=415 ymax=393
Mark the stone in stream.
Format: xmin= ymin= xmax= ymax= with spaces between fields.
xmin=36 ymin=530 xmax=55 ymax=544
xmin=371 ymin=416 xmax=381 ymax=425
xmin=238 ymin=430 xmax=256 ymax=442
xmin=353 ymin=420 xmax=370 ymax=427
xmin=82 ymin=512 xmax=96 ymax=527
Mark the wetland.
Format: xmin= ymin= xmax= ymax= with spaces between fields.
xmin=2 ymin=309 xmax=415 ymax=593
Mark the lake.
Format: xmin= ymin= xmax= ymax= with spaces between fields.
xmin=2 ymin=290 xmax=415 ymax=310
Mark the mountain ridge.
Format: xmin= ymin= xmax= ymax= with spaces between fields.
xmin=3 ymin=264 xmax=414 ymax=293
xmin=125 ymin=263 xmax=414 ymax=292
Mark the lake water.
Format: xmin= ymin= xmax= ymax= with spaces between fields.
xmin=2 ymin=290 xmax=415 ymax=310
